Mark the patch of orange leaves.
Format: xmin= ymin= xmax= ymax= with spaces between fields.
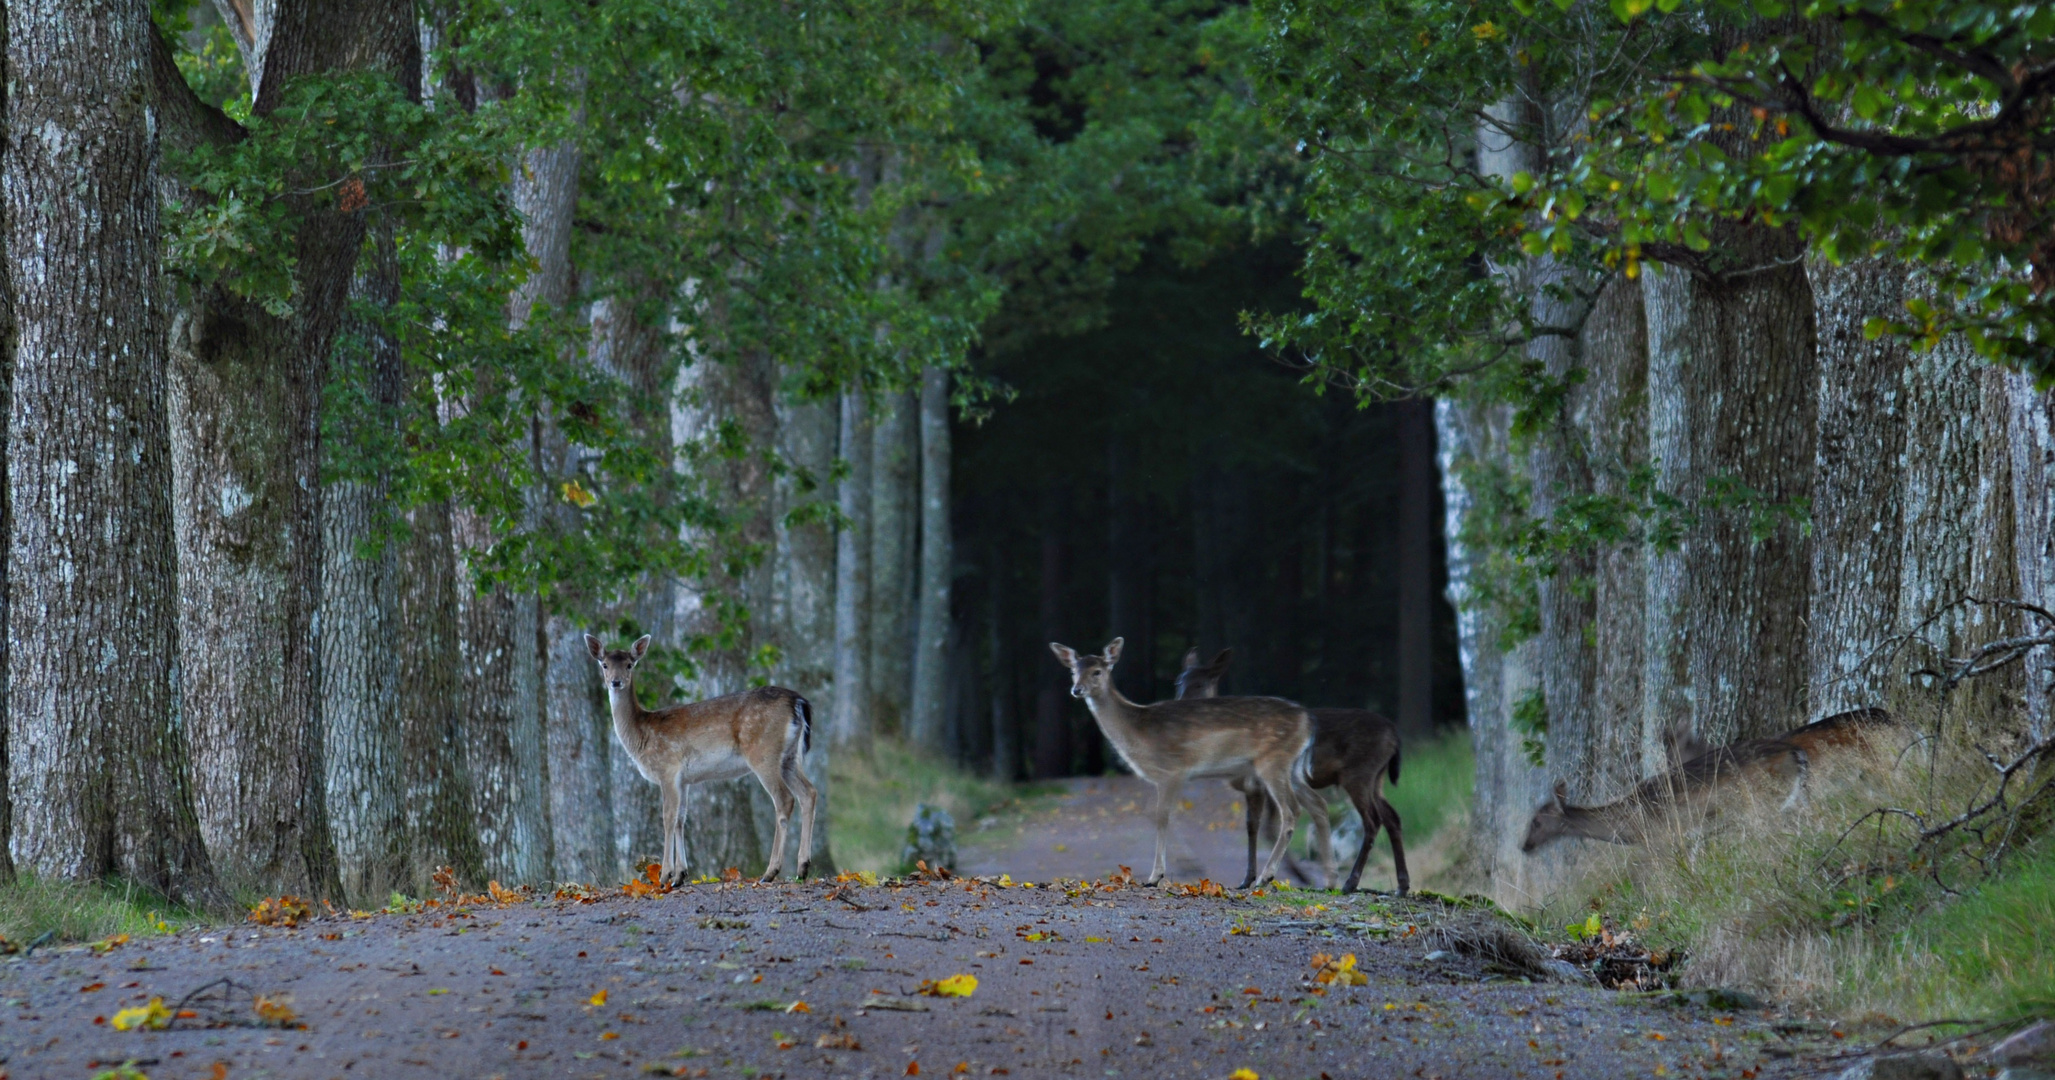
xmin=248 ymin=896 xmax=313 ymax=927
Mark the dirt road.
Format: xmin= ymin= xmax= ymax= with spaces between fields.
xmin=1 ymin=784 xmax=1884 ymax=1079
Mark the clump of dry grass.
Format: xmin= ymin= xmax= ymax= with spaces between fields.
xmin=1539 ymin=725 xmax=2054 ymax=1024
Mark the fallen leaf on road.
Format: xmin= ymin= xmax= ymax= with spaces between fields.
xmin=816 ymin=1032 xmax=861 ymax=1050
xmin=1310 ymin=953 xmax=1369 ymax=986
xmin=918 ymin=974 xmax=977 ymax=998
xmin=249 ymin=896 xmax=312 ymax=927
xmin=906 ymin=1062 xmax=920 ymax=1075
xmin=1229 ymin=1070 xmax=1259 ymax=1080
xmin=111 ymin=997 xmax=172 ymax=1031
xmin=590 ymin=990 xmax=609 ymax=1007
xmin=91 ymin=934 xmax=131 ymax=953
xmin=253 ymin=994 xmax=297 ymax=1027
xmin=785 ymin=1001 xmax=811 ymax=1013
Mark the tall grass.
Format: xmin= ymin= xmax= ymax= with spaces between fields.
xmin=0 ymin=874 xmax=197 ymax=947
xmin=828 ymin=738 xmax=1052 ymax=873
xmin=1536 ymin=730 xmax=2054 ymax=1025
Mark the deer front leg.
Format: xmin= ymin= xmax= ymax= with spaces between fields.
xmin=1146 ymin=775 xmax=1186 ymax=887
xmin=1250 ymin=767 xmax=1300 ymax=888
xmin=659 ymin=774 xmax=684 ymax=886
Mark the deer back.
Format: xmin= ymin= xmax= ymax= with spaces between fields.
xmin=1106 ymin=695 xmax=1310 ymax=778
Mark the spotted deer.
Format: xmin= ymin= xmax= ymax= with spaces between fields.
xmin=585 ymin=634 xmax=817 ymax=885
xmin=1049 ymin=638 xmax=1316 ymax=888
xmin=1175 ymin=648 xmax=1408 ymax=895
xmin=1520 ymin=708 xmax=1901 ymax=854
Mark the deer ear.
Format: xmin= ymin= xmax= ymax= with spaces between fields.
xmin=1551 ymin=780 xmax=1569 ymax=809
xmin=1211 ymin=648 xmax=1233 ymax=670
xmin=1181 ymin=647 xmax=1201 ymax=671
xmin=584 ymin=634 xmax=604 ymax=660
xmin=1049 ymin=642 xmax=1077 ymax=667
xmin=630 ymin=635 xmax=651 ymax=662
xmin=1103 ymin=637 xmax=1124 ymax=665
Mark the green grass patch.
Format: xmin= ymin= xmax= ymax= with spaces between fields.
xmin=1880 ymin=835 xmax=2055 ymax=1024
xmin=828 ymin=737 xmax=1054 ymax=873
xmin=0 ymin=873 xmax=203 ymax=948
xmin=1385 ymin=729 xmax=1474 ymax=847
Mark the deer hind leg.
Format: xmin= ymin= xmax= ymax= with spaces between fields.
xmin=783 ymin=748 xmax=818 ymax=881
xmin=1297 ymin=779 xmax=1335 ymax=889
xmin=1780 ymin=748 xmax=1813 ymax=812
xmin=1249 ymin=762 xmax=1301 ymax=888
xmin=750 ymin=762 xmax=796 ymax=885
xmin=1233 ymin=776 xmax=1263 ymax=890
xmin=1146 ymin=775 xmax=1186 ymax=887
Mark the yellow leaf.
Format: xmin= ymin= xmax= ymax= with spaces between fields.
xmin=560 ymin=480 xmax=597 ymax=508
xmin=997 ymin=874 xmax=1014 ymax=888
xmin=600 ymin=1031 xmax=619 ymax=1041
xmin=1230 ymin=1069 xmax=1261 ymax=1080
xmin=856 ymin=870 xmax=880 ymax=887
xmin=589 ymin=990 xmax=608 ymax=1007
xmin=1471 ymin=21 xmax=1501 ymax=39
xmin=111 ymin=996 xmax=173 ymax=1031
xmin=919 ymin=974 xmax=978 ymax=998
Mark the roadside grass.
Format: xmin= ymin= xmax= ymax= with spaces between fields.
xmin=1535 ymin=728 xmax=2054 ymax=1026
xmin=828 ymin=737 xmax=1058 ymax=874
xmin=0 ymin=874 xmax=198 ymax=948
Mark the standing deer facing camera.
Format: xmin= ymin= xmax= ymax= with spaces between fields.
xmin=585 ymin=635 xmax=817 ymax=885
xmin=1050 ymin=638 xmax=1316 ymax=888
xmin=1176 ymin=648 xmax=1408 ymax=895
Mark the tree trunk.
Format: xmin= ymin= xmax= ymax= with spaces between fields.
xmin=1396 ymin=398 xmax=1438 ymax=738
xmin=771 ymin=391 xmax=838 ymax=872
xmin=830 ymin=391 xmax=874 ymax=750
xmin=1805 ymin=255 xmax=1909 ymax=717
xmin=0 ymin=1 xmax=11 ymax=881
xmin=1574 ymin=274 xmax=1649 ymax=796
xmin=321 ymin=237 xmax=409 ymax=903
xmin=868 ymin=389 xmax=917 ymax=736
xmin=456 ymin=567 xmax=552 ymax=885
xmin=2005 ymin=377 xmax=2055 ymax=741
xmin=1033 ymin=486 xmax=1070 ymax=777
xmin=396 ymin=497 xmax=484 ymax=891
xmin=4 ymin=0 xmax=219 ymax=903
xmin=1639 ymin=241 xmax=1818 ymax=747
xmin=988 ymin=537 xmax=1019 ymax=781
xmin=909 ymin=367 xmax=953 ymax=752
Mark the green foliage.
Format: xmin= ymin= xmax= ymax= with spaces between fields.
xmin=1510 ymin=688 xmax=1550 ymax=767
xmin=0 ymin=874 xmax=198 ymax=948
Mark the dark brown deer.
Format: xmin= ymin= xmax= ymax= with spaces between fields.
xmin=1519 ymin=708 xmax=1901 ymax=854
xmin=587 ymin=634 xmax=818 ymax=885
xmin=1050 ymin=638 xmax=1317 ymax=888
xmin=1175 ymin=648 xmax=1408 ymax=896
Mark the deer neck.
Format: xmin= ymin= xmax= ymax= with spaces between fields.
xmin=1561 ymin=801 xmax=1640 ymax=844
xmin=607 ymin=682 xmax=650 ymax=753
xmin=1080 ymin=684 xmax=1145 ymax=740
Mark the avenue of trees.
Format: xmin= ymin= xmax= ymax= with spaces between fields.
xmin=2 ymin=0 xmax=2050 ymax=911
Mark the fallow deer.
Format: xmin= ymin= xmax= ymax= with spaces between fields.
xmin=1175 ymin=648 xmax=1409 ymax=896
xmin=1049 ymin=638 xmax=1316 ymax=888
xmin=1519 ymin=708 xmax=1901 ymax=854
xmin=586 ymin=634 xmax=817 ymax=885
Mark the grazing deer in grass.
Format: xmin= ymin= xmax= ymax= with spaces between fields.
xmin=1519 ymin=708 xmax=1901 ymax=854
xmin=1176 ymin=648 xmax=1409 ymax=896
xmin=585 ymin=634 xmax=817 ymax=885
xmin=1049 ymin=638 xmax=1316 ymax=888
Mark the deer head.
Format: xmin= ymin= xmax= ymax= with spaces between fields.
xmin=1049 ymin=638 xmax=1123 ymax=700
xmin=1520 ymin=780 xmax=1574 ymax=853
xmin=585 ymin=633 xmax=651 ymax=692
xmin=1173 ymin=647 xmax=1233 ymax=699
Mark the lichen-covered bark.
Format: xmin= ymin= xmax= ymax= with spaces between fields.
xmin=1805 ymin=255 xmax=1908 ymax=717
xmin=1639 ymin=245 xmax=1817 ymax=747
xmin=830 ymin=391 xmax=874 ymax=750
xmin=456 ymin=566 xmax=551 ymax=885
xmin=909 ymin=367 xmax=953 ymax=752
xmin=771 ymin=392 xmax=838 ymax=872
xmin=5 ymin=0 xmax=219 ymax=903
xmin=869 ymin=389 xmax=917 ymax=735
xmin=1574 ymin=275 xmax=1648 ymax=797
xmin=395 ymin=498 xmax=485 ymax=890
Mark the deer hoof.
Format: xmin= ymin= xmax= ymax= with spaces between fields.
xmin=796 ymin=860 xmax=811 ymax=882
xmin=758 ymin=868 xmax=782 ymax=885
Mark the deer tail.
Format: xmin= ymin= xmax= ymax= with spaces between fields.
xmin=1388 ymin=744 xmax=1402 ymax=785
xmin=793 ymin=695 xmax=813 ymax=754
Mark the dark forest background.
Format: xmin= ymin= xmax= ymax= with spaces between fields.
xmin=948 ymin=239 xmax=1465 ymax=779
